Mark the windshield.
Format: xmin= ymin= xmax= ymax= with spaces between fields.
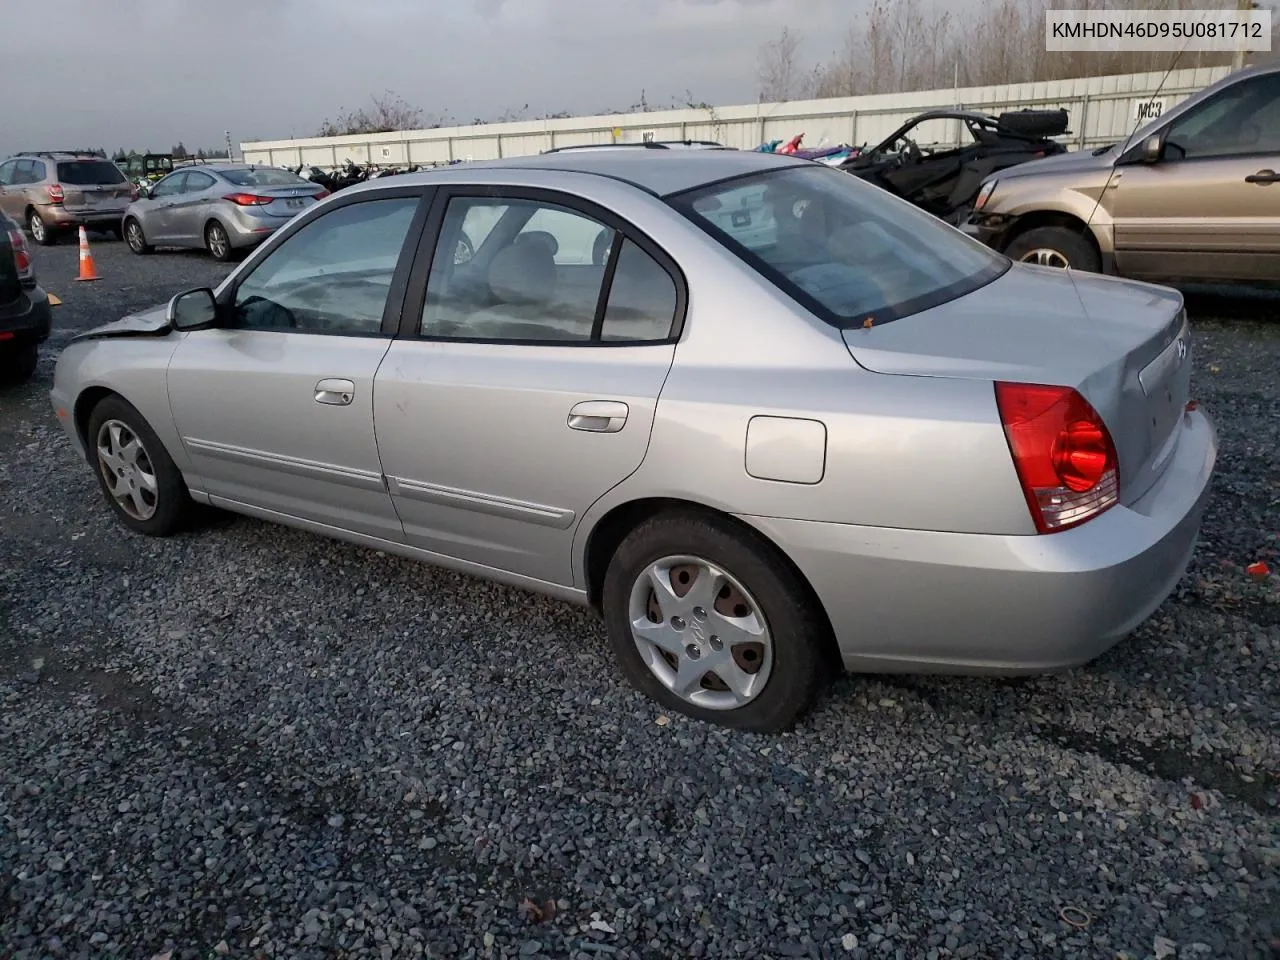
xmin=56 ymin=160 xmax=128 ymax=186
xmin=222 ymin=167 xmax=310 ymax=187
xmin=669 ymin=165 xmax=1008 ymax=327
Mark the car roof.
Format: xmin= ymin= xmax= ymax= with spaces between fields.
xmin=375 ymin=149 xmax=816 ymax=198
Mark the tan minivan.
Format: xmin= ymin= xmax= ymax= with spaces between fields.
xmin=963 ymin=62 xmax=1280 ymax=287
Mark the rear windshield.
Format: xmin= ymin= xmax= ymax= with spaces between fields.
xmin=57 ymin=160 xmax=128 ymax=186
xmin=221 ymin=167 xmax=309 ymax=187
xmin=667 ymin=165 xmax=1008 ymax=327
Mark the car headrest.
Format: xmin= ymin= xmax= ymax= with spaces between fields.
xmin=488 ymin=241 xmax=556 ymax=305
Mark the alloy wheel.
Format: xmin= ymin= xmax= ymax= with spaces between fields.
xmin=1018 ymin=247 xmax=1071 ymax=268
xmin=628 ymin=555 xmax=774 ymax=710
xmin=96 ymin=419 xmax=159 ymax=521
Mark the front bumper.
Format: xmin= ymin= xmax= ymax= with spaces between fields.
xmin=0 ymin=286 xmax=53 ymax=347
xmin=960 ymin=215 xmax=1012 ymax=251
xmin=742 ymin=407 xmax=1218 ymax=674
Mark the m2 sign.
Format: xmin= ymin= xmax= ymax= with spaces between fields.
xmin=1134 ymin=98 xmax=1167 ymax=122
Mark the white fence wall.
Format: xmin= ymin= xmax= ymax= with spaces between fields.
xmin=240 ymin=67 xmax=1229 ymax=169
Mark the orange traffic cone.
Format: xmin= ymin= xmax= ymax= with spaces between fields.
xmin=75 ymin=226 xmax=100 ymax=282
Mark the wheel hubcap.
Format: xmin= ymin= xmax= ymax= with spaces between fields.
xmin=209 ymin=228 xmax=227 ymax=257
xmin=30 ymin=215 xmax=44 ymax=242
xmin=628 ymin=555 xmax=773 ymax=710
xmin=1020 ymin=247 xmax=1071 ymax=268
xmin=96 ymin=420 xmax=159 ymax=521
xmin=127 ymin=223 xmax=143 ymax=250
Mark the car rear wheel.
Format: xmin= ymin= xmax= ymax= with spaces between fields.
xmin=0 ymin=343 xmax=39 ymax=385
xmin=124 ymin=218 xmax=153 ymax=255
xmin=1005 ymin=226 xmax=1101 ymax=273
xmin=87 ymin=395 xmax=194 ymax=537
xmin=601 ymin=510 xmax=832 ymax=732
xmin=28 ymin=210 xmax=55 ymax=246
xmin=205 ymin=221 xmax=233 ymax=261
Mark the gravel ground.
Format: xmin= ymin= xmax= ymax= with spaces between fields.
xmin=1 ymin=238 xmax=1277 ymax=960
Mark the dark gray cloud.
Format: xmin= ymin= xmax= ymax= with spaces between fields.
xmin=1 ymin=0 xmax=865 ymax=154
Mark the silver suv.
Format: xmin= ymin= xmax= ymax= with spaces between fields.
xmin=0 ymin=152 xmax=134 ymax=245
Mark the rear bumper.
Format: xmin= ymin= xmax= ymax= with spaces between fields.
xmin=221 ymin=206 xmax=301 ymax=248
xmin=42 ymin=203 xmax=129 ymax=229
xmin=0 ymin=286 xmax=53 ymax=346
xmin=742 ymin=407 xmax=1218 ymax=674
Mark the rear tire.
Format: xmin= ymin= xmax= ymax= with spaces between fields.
xmin=28 ymin=209 xmax=56 ymax=246
xmin=601 ymin=509 xmax=832 ymax=733
xmin=1005 ymin=225 xmax=1101 ymax=273
xmin=86 ymin=394 xmax=195 ymax=537
xmin=204 ymin=220 xmax=233 ymax=262
xmin=0 ymin=343 xmax=39 ymax=385
xmin=124 ymin=217 xmax=153 ymax=255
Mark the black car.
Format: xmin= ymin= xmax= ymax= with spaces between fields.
xmin=0 ymin=209 xmax=53 ymax=385
xmin=840 ymin=109 xmax=1071 ymax=224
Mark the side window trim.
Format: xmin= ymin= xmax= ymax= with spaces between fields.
xmin=215 ymin=186 xmax=436 ymax=339
xmin=397 ymin=184 xmax=688 ymax=346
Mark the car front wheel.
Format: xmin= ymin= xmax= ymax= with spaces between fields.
xmin=1005 ymin=225 xmax=1101 ymax=273
xmin=601 ymin=510 xmax=832 ymax=732
xmin=87 ymin=395 xmax=194 ymax=537
xmin=124 ymin=218 xmax=153 ymax=255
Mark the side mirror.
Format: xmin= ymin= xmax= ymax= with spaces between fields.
xmin=1140 ymin=133 xmax=1163 ymax=164
xmin=167 ymin=287 xmax=218 ymax=331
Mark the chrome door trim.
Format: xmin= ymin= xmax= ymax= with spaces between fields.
xmin=386 ymin=476 xmax=577 ymax=529
xmin=183 ymin=437 xmax=386 ymax=491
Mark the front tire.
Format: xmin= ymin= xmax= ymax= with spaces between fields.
xmin=0 ymin=343 xmax=39 ymax=385
xmin=86 ymin=395 xmax=194 ymax=537
xmin=601 ymin=510 xmax=832 ymax=732
xmin=124 ymin=217 xmax=153 ymax=255
xmin=1005 ymin=225 xmax=1101 ymax=273
xmin=205 ymin=220 xmax=233 ymax=261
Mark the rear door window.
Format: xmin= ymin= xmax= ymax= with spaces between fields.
xmin=56 ymin=160 xmax=128 ymax=186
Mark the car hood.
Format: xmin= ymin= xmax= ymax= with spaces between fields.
xmin=69 ymin=303 xmax=170 ymax=344
xmin=987 ymin=145 xmax=1114 ymax=182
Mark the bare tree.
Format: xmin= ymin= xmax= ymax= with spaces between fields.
xmin=317 ymin=90 xmax=426 ymax=136
xmin=758 ymin=26 xmax=806 ymax=101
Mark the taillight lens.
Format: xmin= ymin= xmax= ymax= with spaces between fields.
xmin=7 ymin=228 xmax=33 ymax=281
xmin=130 ymin=185 xmax=139 ymax=202
xmin=223 ymin=192 xmax=274 ymax=206
xmin=994 ymin=382 xmax=1119 ymax=534
xmin=47 ymin=184 xmax=65 ymax=204
xmin=314 ymin=189 xmax=330 ymax=200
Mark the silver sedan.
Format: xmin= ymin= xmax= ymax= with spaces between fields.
xmin=121 ymin=163 xmax=328 ymax=261
xmin=51 ymin=149 xmax=1218 ymax=731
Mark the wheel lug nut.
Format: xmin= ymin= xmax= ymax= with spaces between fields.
xmin=709 ymin=635 xmax=723 ymax=651
xmin=692 ymin=606 xmax=707 ymax=621
xmin=670 ymin=616 xmax=686 ymax=630
xmin=685 ymin=644 xmax=701 ymax=660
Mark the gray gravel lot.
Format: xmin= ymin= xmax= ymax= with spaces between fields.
xmin=1 ymin=237 xmax=1277 ymax=960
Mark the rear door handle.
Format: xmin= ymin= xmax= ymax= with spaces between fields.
xmin=1245 ymin=169 xmax=1278 ymax=184
xmin=567 ymin=400 xmax=628 ymax=433
xmin=315 ymin=378 xmax=355 ymax=406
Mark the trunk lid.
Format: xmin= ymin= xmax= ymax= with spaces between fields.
xmin=842 ymin=262 xmax=1191 ymax=506
xmin=56 ymin=159 xmax=132 ymax=212
xmin=250 ymin=185 xmax=326 ymax=219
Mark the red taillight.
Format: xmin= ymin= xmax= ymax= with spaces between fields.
xmin=314 ymin=189 xmax=330 ymax=200
xmin=47 ymin=184 xmax=64 ymax=204
xmin=223 ymin=192 xmax=274 ymax=206
xmin=130 ymin=185 xmax=139 ymax=202
xmin=7 ymin=228 xmax=32 ymax=280
xmin=994 ymin=382 xmax=1119 ymax=534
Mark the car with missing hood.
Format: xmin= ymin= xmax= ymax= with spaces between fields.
xmin=962 ymin=62 xmax=1280 ymax=285
xmin=50 ymin=148 xmax=1217 ymax=731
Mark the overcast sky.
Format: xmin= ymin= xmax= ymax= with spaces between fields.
xmin=1 ymin=0 xmax=867 ymax=155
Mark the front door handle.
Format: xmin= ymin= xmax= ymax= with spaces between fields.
xmin=567 ymin=399 xmax=628 ymax=433
xmin=1245 ymin=169 xmax=1278 ymax=184
xmin=315 ymin=378 xmax=355 ymax=406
